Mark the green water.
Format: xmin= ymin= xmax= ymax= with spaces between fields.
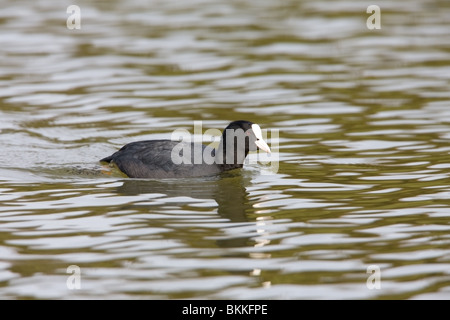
xmin=0 ymin=0 xmax=449 ymax=299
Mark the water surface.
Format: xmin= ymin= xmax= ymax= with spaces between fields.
xmin=0 ymin=0 xmax=450 ymax=299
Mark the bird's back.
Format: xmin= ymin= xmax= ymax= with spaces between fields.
xmin=100 ymin=140 xmax=219 ymax=178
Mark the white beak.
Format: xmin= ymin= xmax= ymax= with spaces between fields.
xmin=252 ymin=124 xmax=271 ymax=153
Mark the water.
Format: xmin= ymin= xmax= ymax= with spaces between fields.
xmin=1 ymin=0 xmax=450 ymax=299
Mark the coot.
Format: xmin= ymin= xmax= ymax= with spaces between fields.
xmin=100 ymin=120 xmax=271 ymax=179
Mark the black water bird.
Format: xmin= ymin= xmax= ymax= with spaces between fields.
xmin=100 ymin=120 xmax=271 ymax=179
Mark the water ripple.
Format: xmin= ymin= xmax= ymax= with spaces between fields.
xmin=0 ymin=0 xmax=449 ymax=299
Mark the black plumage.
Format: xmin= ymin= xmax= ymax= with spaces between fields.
xmin=100 ymin=120 xmax=270 ymax=179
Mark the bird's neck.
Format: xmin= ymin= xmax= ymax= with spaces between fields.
xmin=215 ymin=139 xmax=248 ymax=171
